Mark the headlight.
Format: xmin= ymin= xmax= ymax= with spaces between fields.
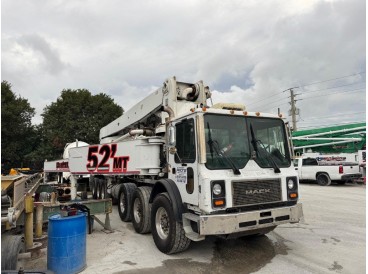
xmin=287 ymin=179 xmax=295 ymax=190
xmin=213 ymin=184 xmax=222 ymax=195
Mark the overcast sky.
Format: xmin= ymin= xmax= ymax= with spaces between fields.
xmin=2 ymin=0 xmax=366 ymax=129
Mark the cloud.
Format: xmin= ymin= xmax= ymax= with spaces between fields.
xmin=1 ymin=0 xmax=365 ymax=128
xmin=17 ymin=34 xmax=67 ymax=75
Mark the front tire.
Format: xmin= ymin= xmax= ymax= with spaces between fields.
xmin=317 ymin=173 xmax=331 ymax=186
xmin=132 ymin=186 xmax=152 ymax=234
xmin=151 ymin=193 xmax=190 ymax=254
xmin=118 ymin=183 xmax=137 ymax=222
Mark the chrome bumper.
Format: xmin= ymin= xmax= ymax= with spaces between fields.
xmin=198 ymin=203 xmax=303 ymax=235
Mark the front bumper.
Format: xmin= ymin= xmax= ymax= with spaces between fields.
xmin=198 ymin=203 xmax=303 ymax=235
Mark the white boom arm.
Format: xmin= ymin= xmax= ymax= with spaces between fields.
xmin=99 ymin=76 xmax=210 ymax=143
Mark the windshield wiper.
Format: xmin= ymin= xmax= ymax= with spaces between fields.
xmin=249 ymin=124 xmax=280 ymax=173
xmin=207 ymin=122 xmax=241 ymax=175
xmin=249 ymin=124 xmax=258 ymax=154
xmin=207 ymin=122 xmax=214 ymax=159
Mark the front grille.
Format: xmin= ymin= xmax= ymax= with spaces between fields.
xmin=232 ymin=180 xmax=281 ymax=206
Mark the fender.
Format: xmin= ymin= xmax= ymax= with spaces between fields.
xmin=149 ymin=178 xmax=184 ymax=222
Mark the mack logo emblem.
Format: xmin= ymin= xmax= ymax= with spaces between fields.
xmin=245 ymin=189 xmax=271 ymax=195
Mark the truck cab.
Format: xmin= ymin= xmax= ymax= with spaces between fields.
xmin=167 ymin=105 xmax=302 ymax=238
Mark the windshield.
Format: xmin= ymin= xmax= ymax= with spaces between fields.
xmin=204 ymin=114 xmax=291 ymax=170
xmin=204 ymin=114 xmax=251 ymax=170
xmin=248 ymin=117 xmax=291 ymax=168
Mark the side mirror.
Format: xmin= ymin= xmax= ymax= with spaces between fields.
xmin=168 ymin=125 xmax=176 ymax=146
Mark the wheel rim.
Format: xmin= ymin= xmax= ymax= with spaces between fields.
xmin=133 ymin=198 xmax=142 ymax=223
xmin=319 ymin=176 xmax=327 ymax=185
xmin=119 ymin=193 xmax=126 ymax=214
xmin=155 ymin=207 xmax=169 ymax=240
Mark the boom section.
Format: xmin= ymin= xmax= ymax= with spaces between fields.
xmin=67 ymin=137 xmax=164 ymax=176
xmin=99 ymin=76 xmax=210 ymax=142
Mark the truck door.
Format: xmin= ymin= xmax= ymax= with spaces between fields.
xmin=302 ymin=158 xmax=319 ymax=180
xmin=168 ymin=118 xmax=199 ymax=206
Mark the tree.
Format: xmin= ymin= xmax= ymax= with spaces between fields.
xmin=42 ymin=89 xmax=123 ymax=159
xmin=1 ymin=81 xmax=36 ymax=172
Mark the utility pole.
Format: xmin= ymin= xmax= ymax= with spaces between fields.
xmin=283 ymin=87 xmax=299 ymax=131
xmin=290 ymin=88 xmax=297 ymax=131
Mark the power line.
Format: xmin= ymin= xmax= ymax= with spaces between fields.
xmin=298 ymin=120 xmax=366 ymax=129
xmin=299 ymin=111 xmax=366 ymax=121
xmin=301 ymin=82 xmax=365 ymax=94
xmin=298 ymin=71 xmax=366 ymax=88
xmin=300 ymin=88 xmax=365 ymax=101
xmin=247 ymin=72 xmax=365 ymax=106
xmin=247 ymin=91 xmax=285 ymax=106
xmin=251 ymin=96 xmax=289 ymax=110
xmin=246 ymin=71 xmax=366 ymax=113
xmin=255 ymin=87 xmax=365 ymax=113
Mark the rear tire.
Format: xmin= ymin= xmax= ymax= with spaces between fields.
xmin=317 ymin=173 xmax=331 ymax=186
xmin=99 ymin=179 xmax=107 ymax=199
xmin=93 ymin=178 xmax=99 ymax=199
xmin=132 ymin=186 xmax=152 ymax=234
xmin=151 ymin=193 xmax=191 ymax=254
xmin=1 ymin=234 xmax=25 ymax=270
xmin=118 ymin=183 xmax=137 ymax=222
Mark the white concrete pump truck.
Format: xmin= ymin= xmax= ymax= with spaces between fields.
xmin=45 ymin=76 xmax=303 ymax=254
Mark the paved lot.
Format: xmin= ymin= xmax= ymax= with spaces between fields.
xmin=25 ymin=183 xmax=366 ymax=274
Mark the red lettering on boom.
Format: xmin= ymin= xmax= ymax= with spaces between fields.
xmin=113 ymin=156 xmax=130 ymax=172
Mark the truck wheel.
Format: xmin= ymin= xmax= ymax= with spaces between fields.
xmin=99 ymin=179 xmax=107 ymax=199
xmin=132 ymin=186 xmax=152 ymax=234
xmin=151 ymin=193 xmax=191 ymax=254
xmin=92 ymin=178 xmax=99 ymax=199
xmin=1 ymin=234 xmax=25 ymax=270
xmin=118 ymin=183 xmax=137 ymax=222
xmin=95 ymin=178 xmax=102 ymax=199
xmin=89 ymin=176 xmax=95 ymax=194
xmin=317 ymin=173 xmax=331 ymax=186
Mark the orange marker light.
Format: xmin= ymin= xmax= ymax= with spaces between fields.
xmin=243 ymin=111 xmax=248 ymax=116
xmin=214 ymin=200 xmax=224 ymax=206
xmin=256 ymin=112 xmax=261 ymax=116
xmin=289 ymin=193 xmax=298 ymax=199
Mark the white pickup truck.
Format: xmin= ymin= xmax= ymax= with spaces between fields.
xmin=294 ymin=157 xmax=362 ymax=186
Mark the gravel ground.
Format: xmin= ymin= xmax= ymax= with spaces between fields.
xmin=23 ymin=182 xmax=366 ymax=274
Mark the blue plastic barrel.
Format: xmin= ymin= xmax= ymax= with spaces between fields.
xmin=47 ymin=213 xmax=87 ymax=274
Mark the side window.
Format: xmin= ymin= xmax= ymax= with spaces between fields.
xmin=175 ymin=119 xmax=196 ymax=163
xmin=302 ymin=158 xmax=318 ymax=166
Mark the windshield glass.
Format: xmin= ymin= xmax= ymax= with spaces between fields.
xmin=204 ymin=114 xmax=291 ymax=170
xmin=204 ymin=114 xmax=251 ymax=170
xmin=248 ymin=117 xmax=291 ymax=168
